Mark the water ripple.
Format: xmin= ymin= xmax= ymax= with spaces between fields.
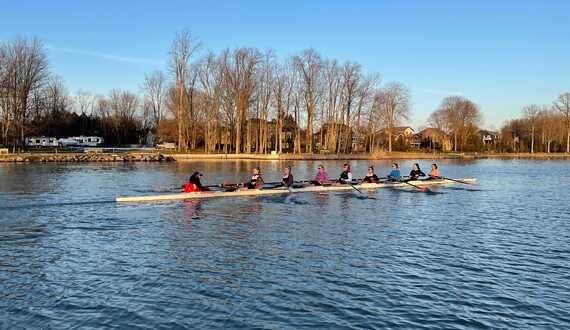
xmin=1 ymin=160 xmax=570 ymax=329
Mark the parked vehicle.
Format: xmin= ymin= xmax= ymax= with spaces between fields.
xmin=58 ymin=138 xmax=79 ymax=147
xmin=69 ymin=136 xmax=104 ymax=147
xmin=156 ymin=142 xmax=176 ymax=150
xmin=26 ymin=136 xmax=104 ymax=148
xmin=25 ymin=137 xmax=59 ymax=148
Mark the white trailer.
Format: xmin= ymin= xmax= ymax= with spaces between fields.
xmin=25 ymin=137 xmax=59 ymax=147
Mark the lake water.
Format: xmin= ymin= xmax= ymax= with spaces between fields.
xmin=1 ymin=159 xmax=569 ymax=329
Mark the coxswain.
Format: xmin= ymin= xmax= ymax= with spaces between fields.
xmin=427 ymin=163 xmax=441 ymax=180
xmin=184 ymin=171 xmax=210 ymax=192
xmin=339 ymin=163 xmax=353 ymax=184
xmin=245 ymin=167 xmax=264 ymax=189
xmin=362 ymin=165 xmax=380 ymax=183
xmin=282 ymin=166 xmax=294 ymax=187
xmin=387 ymin=163 xmax=402 ymax=181
xmin=407 ymin=163 xmax=426 ymax=181
xmin=312 ymin=164 xmax=330 ymax=185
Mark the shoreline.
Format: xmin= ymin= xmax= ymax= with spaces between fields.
xmin=1 ymin=151 xmax=569 ymax=163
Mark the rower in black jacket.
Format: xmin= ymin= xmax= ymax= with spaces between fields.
xmin=362 ymin=165 xmax=380 ymax=183
xmin=282 ymin=166 xmax=294 ymax=187
xmin=407 ymin=163 xmax=426 ymax=181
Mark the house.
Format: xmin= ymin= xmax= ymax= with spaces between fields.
xmin=371 ymin=126 xmax=416 ymax=151
xmin=479 ymin=130 xmax=500 ymax=145
xmin=313 ymin=122 xmax=362 ymax=153
xmin=375 ymin=126 xmax=415 ymax=138
xmin=411 ymin=128 xmax=453 ymax=151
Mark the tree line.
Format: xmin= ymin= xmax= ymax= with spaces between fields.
xmin=1 ymin=33 xmax=569 ymax=154
xmin=1 ymin=33 xmax=412 ymax=152
xmin=498 ymin=94 xmax=570 ymax=153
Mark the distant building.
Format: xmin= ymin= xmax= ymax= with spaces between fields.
xmin=374 ymin=127 xmax=415 ymax=141
xmin=313 ymin=122 xmax=359 ymax=153
xmin=411 ymin=128 xmax=453 ymax=151
xmin=372 ymin=126 xmax=415 ymax=151
xmin=479 ymin=130 xmax=500 ymax=145
xmin=268 ymin=115 xmax=298 ymax=152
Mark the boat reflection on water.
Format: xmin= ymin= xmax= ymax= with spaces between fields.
xmin=313 ymin=192 xmax=330 ymax=210
xmin=182 ymin=199 xmax=203 ymax=221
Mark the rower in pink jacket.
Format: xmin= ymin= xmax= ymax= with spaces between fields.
xmin=312 ymin=164 xmax=330 ymax=185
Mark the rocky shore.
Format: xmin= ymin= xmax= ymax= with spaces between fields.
xmin=1 ymin=151 xmax=568 ymax=163
xmin=0 ymin=153 xmax=176 ymax=163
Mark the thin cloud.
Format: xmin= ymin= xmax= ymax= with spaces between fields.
xmin=47 ymin=45 xmax=164 ymax=67
xmin=415 ymin=88 xmax=464 ymax=96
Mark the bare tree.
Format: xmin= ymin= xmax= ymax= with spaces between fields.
xmin=353 ymin=73 xmax=378 ymax=153
xmin=75 ymin=89 xmax=95 ymax=135
xmin=435 ymin=96 xmax=481 ymax=152
xmin=109 ymin=89 xmax=139 ymax=145
xmin=293 ymin=49 xmax=322 ymax=153
xmin=522 ymin=104 xmax=540 ymax=153
xmin=224 ymin=48 xmax=260 ymax=153
xmin=142 ymin=71 xmax=166 ymax=132
xmin=169 ymin=30 xmax=201 ymax=152
xmin=375 ymin=82 xmax=410 ymax=152
xmin=553 ymin=92 xmax=570 ymax=153
xmin=1 ymin=37 xmax=49 ymax=145
xmin=322 ymin=59 xmax=341 ymax=152
xmin=273 ymin=62 xmax=294 ymax=154
xmin=255 ymin=50 xmax=274 ymax=154
xmin=338 ymin=62 xmax=361 ymax=153
xmin=196 ymin=51 xmax=224 ymax=153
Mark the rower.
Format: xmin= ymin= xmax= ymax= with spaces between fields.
xmin=362 ymin=165 xmax=380 ymax=183
xmin=427 ymin=163 xmax=441 ymax=180
xmin=339 ymin=163 xmax=353 ymax=184
xmin=407 ymin=163 xmax=426 ymax=181
xmin=245 ymin=167 xmax=264 ymax=189
xmin=282 ymin=166 xmax=294 ymax=187
xmin=312 ymin=164 xmax=330 ymax=185
xmin=387 ymin=163 xmax=401 ymax=181
xmin=184 ymin=171 xmax=210 ymax=192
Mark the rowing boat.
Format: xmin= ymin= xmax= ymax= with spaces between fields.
xmin=116 ymin=178 xmax=476 ymax=203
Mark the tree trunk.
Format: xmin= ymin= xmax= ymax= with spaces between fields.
xmin=454 ymin=131 xmax=458 ymax=152
xmin=531 ymin=126 xmax=535 ymax=153
xmin=566 ymin=127 xmax=570 ymax=153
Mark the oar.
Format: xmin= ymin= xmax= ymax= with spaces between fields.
xmin=442 ymin=177 xmax=475 ymax=185
xmin=349 ymin=182 xmax=363 ymax=194
xmin=401 ymin=180 xmax=430 ymax=192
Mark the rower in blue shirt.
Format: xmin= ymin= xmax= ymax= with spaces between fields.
xmin=387 ymin=163 xmax=401 ymax=181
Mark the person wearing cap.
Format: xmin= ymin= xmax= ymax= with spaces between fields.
xmin=184 ymin=171 xmax=210 ymax=192
xmin=339 ymin=163 xmax=353 ymax=184
xmin=245 ymin=167 xmax=264 ymax=189
xmin=282 ymin=166 xmax=294 ymax=187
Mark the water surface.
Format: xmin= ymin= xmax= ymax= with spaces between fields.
xmin=1 ymin=159 xmax=569 ymax=329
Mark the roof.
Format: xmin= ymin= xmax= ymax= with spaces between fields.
xmin=415 ymin=127 xmax=450 ymax=139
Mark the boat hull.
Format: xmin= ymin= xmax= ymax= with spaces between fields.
xmin=116 ymin=178 xmax=476 ymax=203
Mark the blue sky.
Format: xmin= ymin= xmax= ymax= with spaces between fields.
xmin=1 ymin=0 xmax=568 ymax=129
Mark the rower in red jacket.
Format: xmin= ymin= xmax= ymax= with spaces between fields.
xmin=184 ymin=172 xmax=210 ymax=192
